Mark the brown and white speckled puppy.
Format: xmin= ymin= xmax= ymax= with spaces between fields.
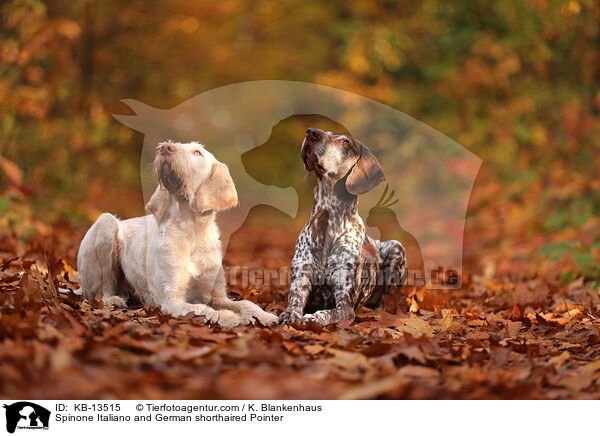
xmin=279 ymin=128 xmax=407 ymax=326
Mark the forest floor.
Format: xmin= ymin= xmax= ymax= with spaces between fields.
xmin=1 ymin=215 xmax=600 ymax=400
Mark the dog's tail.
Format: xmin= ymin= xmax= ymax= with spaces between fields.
xmin=77 ymin=213 xmax=121 ymax=302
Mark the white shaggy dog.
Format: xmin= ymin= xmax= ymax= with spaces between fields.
xmin=77 ymin=141 xmax=278 ymax=328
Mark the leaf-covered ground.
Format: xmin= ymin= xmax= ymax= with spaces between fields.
xmin=1 ymin=221 xmax=600 ymax=400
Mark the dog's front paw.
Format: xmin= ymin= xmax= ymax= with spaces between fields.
xmin=301 ymin=313 xmax=318 ymax=324
xmin=102 ymin=295 xmax=127 ymax=308
xmin=301 ymin=312 xmax=332 ymax=325
xmin=279 ymin=310 xmax=302 ymax=325
xmin=237 ymin=310 xmax=256 ymax=325
xmin=215 ymin=310 xmax=243 ymax=328
xmin=234 ymin=301 xmax=278 ymax=326
xmin=256 ymin=311 xmax=279 ymax=326
xmin=240 ymin=309 xmax=279 ymax=326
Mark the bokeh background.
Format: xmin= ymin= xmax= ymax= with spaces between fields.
xmin=1 ymin=0 xmax=599 ymax=282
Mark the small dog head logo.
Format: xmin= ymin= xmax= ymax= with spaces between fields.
xmin=3 ymin=402 xmax=50 ymax=433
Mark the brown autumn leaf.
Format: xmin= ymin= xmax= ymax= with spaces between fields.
xmin=548 ymin=351 xmax=571 ymax=370
xmin=504 ymin=320 xmax=522 ymax=338
xmin=360 ymin=342 xmax=392 ymax=357
xmin=0 ymin=155 xmax=23 ymax=187
xmin=437 ymin=308 xmax=465 ymax=335
xmin=395 ymin=315 xmax=435 ymax=339
xmin=580 ymin=360 xmax=600 ymax=373
xmin=558 ymin=373 xmax=597 ymax=392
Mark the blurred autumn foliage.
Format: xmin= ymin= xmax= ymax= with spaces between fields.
xmin=1 ymin=0 xmax=600 ymax=399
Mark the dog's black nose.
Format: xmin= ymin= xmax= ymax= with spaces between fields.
xmin=306 ymin=128 xmax=321 ymax=140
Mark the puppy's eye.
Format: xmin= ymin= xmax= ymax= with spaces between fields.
xmin=343 ymin=139 xmax=350 ymax=147
xmin=193 ymin=151 xmax=202 ymax=156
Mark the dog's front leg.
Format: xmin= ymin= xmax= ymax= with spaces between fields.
xmin=160 ymin=280 xmax=244 ymax=328
xmin=149 ymin=261 xmax=243 ymax=328
xmin=279 ymin=260 xmax=315 ymax=325
xmin=164 ymin=299 xmax=243 ymax=328
xmin=301 ymin=248 xmax=358 ymax=326
xmin=300 ymin=279 xmax=356 ymax=326
xmin=209 ymin=268 xmax=278 ymax=326
xmin=213 ymin=297 xmax=278 ymax=326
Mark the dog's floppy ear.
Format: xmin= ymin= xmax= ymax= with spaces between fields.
xmin=195 ymin=161 xmax=238 ymax=212
xmin=345 ymin=141 xmax=385 ymax=195
xmin=146 ymin=185 xmax=170 ymax=222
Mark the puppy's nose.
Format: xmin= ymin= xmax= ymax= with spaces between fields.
xmin=306 ymin=128 xmax=321 ymax=141
xmin=160 ymin=143 xmax=176 ymax=155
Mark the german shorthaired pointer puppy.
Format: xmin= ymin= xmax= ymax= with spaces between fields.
xmin=279 ymin=128 xmax=407 ymax=326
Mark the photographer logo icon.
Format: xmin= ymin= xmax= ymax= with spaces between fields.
xmin=2 ymin=402 xmax=50 ymax=434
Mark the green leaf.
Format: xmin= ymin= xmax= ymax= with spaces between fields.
xmin=560 ymin=270 xmax=576 ymax=285
xmin=573 ymin=252 xmax=595 ymax=270
xmin=0 ymin=197 xmax=9 ymax=213
xmin=543 ymin=210 xmax=569 ymax=231
xmin=514 ymin=121 xmax=530 ymax=143
xmin=539 ymin=242 xmax=575 ymax=261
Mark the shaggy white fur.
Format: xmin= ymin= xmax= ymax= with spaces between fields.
xmin=77 ymin=141 xmax=278 ymax=328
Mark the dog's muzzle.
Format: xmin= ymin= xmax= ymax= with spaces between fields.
xmin=155 ymin=157 xmax=185 ymax=197
xmin=302 ymin=129 xmax=326 ymax=178
xmin=159 ymin=142 xmax=176 ymax=156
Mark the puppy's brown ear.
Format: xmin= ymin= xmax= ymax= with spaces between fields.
xmin=146 ymin=185 xmax=170 ymax=223
xmin=195 ymin=161 xmax=238 ymax=212
xmin=346 ymin=142 xmax=385 ymax=195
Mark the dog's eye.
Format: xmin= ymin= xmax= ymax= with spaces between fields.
xmin=343 ymin=139 xmax=350 ymax=147
xmin=193 ymin=151 xmax=202 ymax=156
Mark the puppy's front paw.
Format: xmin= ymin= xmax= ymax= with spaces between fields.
xmin=102 ymin=295 xmax=127 ymax=308
xmin=279 ymin=310 xmax=302 ymax=325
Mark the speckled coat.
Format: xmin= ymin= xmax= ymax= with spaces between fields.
xmin=279 ymin=128 xmax=407 ymax=326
